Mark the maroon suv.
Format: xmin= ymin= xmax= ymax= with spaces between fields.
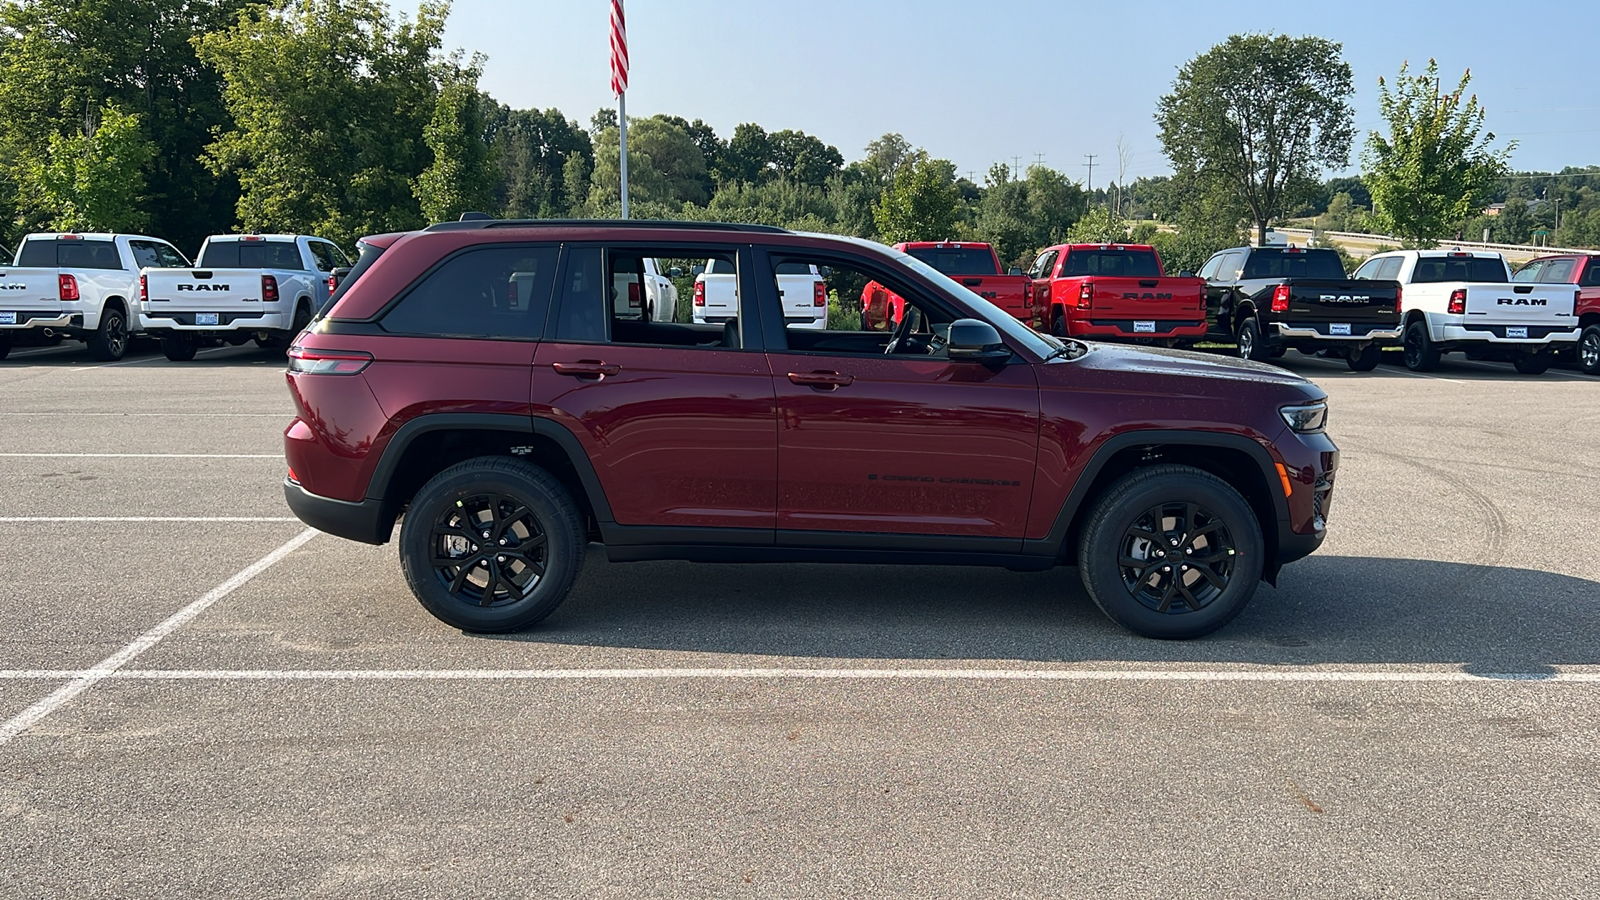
xmin=284 ymin=219 xmax=1337 ymax=639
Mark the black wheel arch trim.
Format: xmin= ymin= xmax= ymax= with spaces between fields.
xmin=1027 ymin=429 xmax=1293 ymax=560
xmin=362 ymin=412 xmax=616 ymax=524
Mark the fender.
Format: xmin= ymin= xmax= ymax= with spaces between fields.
xmin=1022 ymin=429 xmax=1289 ymax=558
xmin=363 ymin=412 xmax=616 ymax=523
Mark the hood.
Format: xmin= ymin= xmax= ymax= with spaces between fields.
xmin=1042 ymin=341 xmax=1325 ymax=400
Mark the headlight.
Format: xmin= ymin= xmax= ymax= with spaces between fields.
xmin=1280 ymin=401 xmax=1328 ymax=433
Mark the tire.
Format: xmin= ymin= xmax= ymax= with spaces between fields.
xmin=1050 ymin=309 xmax=1068 ymax=338
xmin=1236 ymin=317 xmax=1268 ymax=361
xmin=1402 ymin=319 xmax=1440 ymax=372
xmin=0 ymin=334 xmax=10 ymax=361
xmin=1077 ymin=465 xmax=1265 ymax=640
xmin=161 ymin=334 xmax=198 ymax=362
xmin=1512 ymin=353 xmax=1551 ymax=375
xmin=1578 ymin=325 xmax=1600 ymax=375
xmin=1268 ymin=346 xmax=1286 ymax=359
xmin=1346 ymin=343 xmax=1381 ymax=372
xmin=86 ymin=305 xmax=128 ymax=361
xmin=399 ymin=456 xmax=586 ymax=633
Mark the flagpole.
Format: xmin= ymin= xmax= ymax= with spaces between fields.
xmin=618 ymin=90 xmax=629 ymax=220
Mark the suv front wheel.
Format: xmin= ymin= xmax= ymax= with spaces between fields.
xmin=1077 ymin=465 xmax=1265 ymax=639
xmin=399 ymin=457 xmax=586 ymax=632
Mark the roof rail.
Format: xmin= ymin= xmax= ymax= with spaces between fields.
xmin=423 ymin=217 xmax=791 ymax=234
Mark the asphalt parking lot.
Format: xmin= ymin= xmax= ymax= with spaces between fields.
xmin=0 ymin=340 xmax=1596 ymax=898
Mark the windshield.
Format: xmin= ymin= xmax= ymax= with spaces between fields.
xmin=905 ymin=247 xmax=999 ymax=276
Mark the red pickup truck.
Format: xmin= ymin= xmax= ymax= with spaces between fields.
xmin=1512 ymin=253 xmax=1600 ymax=374
xmin=1029 ymin=243 xmax=1207 ymax=344
xmin=864 ymin=241 xmax=1031 ymax=329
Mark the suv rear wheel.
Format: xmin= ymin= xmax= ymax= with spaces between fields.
xmin=1077 ymin=465 xmax=1265 ymax=639
xmin=399 ymin=457 xmax=585 ymax=632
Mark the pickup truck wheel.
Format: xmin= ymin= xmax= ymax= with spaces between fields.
xmin=160 ymin=334 xmax=198 ymax=362
xmin=0 ymin=334 xmax=11 ymax=361
xmin=1346 ymin=343 xmax=1381 ymax=372
xmin=86 ymin=307 xmax=128 ymax=361
xmin=1050 ymin=310 xmax=1067 ymax=338
xmin=1077 ymin=465 xmax=1264 ymax=639
xmin=399 ymin=457 xmax=585 ymax=633
xmin=1578 ymin=325 xmax=1600 ymax=375
xmin=1402 ymin=320 xmax=1440 ymax=372
xmin=1512 ymin=353 xmax=1551 ymax=375
xmin=1236 ymin=317 xmax=1267 ymax=361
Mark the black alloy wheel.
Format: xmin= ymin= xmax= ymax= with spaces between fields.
xmin=399 ymin=456 xmax=584 ymax=632
xmin=1116 ymin=501 xmax=1237 ymax=614
xmin=1402 ymin=320 xmax=1440 ymax=372
xmin=428 ymin=493 xmax=548 ymax=607
xmin=1579 ymin=325 xmax=1600 ymax=375
xmin=87 ymin=308 xmax=127 ymax=361
xmin=1077 ymin=464 xmax=1264 ymax=639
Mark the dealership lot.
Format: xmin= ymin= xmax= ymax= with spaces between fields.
xmin=0 ymin=343 xmax=1596 ymax=898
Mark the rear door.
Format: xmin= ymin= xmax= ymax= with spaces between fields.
xmin=533 ymin=243 xmax=777 ymax=533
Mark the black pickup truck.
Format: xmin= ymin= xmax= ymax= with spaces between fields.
xmin=1197 ymin=246 xmax=1403 ymax=371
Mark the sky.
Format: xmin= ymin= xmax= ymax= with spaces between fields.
xmin=427 ymin=0 xmax=1597 ymax=185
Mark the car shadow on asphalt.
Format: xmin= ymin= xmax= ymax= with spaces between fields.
xmin=0 ymin=342 xmax=288 ymax=367
xmin=481 ymin=551 xmax=1600 ymax=674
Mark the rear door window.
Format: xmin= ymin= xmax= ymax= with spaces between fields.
xmin=20 ymin=239 xmax=122 ymax=269
xmin=1375 ymin=257 xmax=1404 ymax=281
xmin=1512 ymin=261 xmax=1543 ymax=283
xmin=379 ymin=244 xmax=558 ymax=340
xmin=1536 ymin=258 xmax=1576 ymax=284
xmin=308 ymin=242 xmax=339 ymax=272
xmin=1060 ymin=249 xmax=1162 ymax=278
xmin=128 ymin=241 xmax=163 ymax=269
xmin=903 ymin=246 xmax=998 ymax=276
xmin=1028 ymin=250 xmax=1058 ymax=280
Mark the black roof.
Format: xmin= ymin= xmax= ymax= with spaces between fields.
xmin=424 ymin=216 xmax=790 ymax=235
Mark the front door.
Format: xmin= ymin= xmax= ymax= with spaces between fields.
xmin=757 ymin=248 xmax=1041 ymax=540
xmin=532 ymin=243 xmax=777 ymax=532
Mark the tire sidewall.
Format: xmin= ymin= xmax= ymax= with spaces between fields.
xmin=399 ymin=460 xmax=584 ymax=632
xmin=1079 ymin=469 xmax=1265 ymax=639
xmin=1403 ymin=320 xmax=1436 ymax=371
xmin=1579 ymin=325 xmax=1600 ymax=375
xmin=1237 ymin=318 xmax=1261 ymax=360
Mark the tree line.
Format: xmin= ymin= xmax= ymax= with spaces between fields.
xmin=1 ymin=2 xmax=1591 ymax=273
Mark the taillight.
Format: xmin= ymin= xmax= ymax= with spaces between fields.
xmin=58 ymin=274 xmax=79 ymax=302
xmin=1395 ymin=285 xmax=1403 ymax=314
xmin=627 ymin=281 xmax=642 ymax=308
xmin=287 ymin=347 xmax=373 ymax=375
xmin=327 ymin=274 xmax=338 ymax=296
xmin=1077 ymin=282 xmax=1093 ymax=310
xmin=1272 ymin=284 xmax=1291 ymax=313
xmin=1448 ymin=289 xmax=1466 ymax=315
xmin=263 ymin=274 xmax=279 ymax=304
xmin=1023 ymin=281 xmax=1033 ymax=308
xmin=813 ymin=280 xmax=826 ymax=307
xmin=139 ymin=274 xmax=148 ymax=304
xmin=693 ymin=280 xmax=705 ymax=306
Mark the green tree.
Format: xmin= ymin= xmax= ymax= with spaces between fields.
xmin=415 ymin=58 xmax=496 ymax=224
xmin=34 ymin=104 xmax=156 ymax=232
xmin=587 ymin=114 xmax=709 ymax=210
xmin=872 ymin=153 xmax=962 ymax=243
xmin=768 ymin=129 xmax=844 ymax=186
xmin=1362 ymin=60 xmax=1513 ymax=248
xmin=492 ymin=106 xmax=592 ymax=218
xmin=1064 ymin=206 xmax=1128 ymax=244
xmin=722 ymin=123 xmax=773 ymax=185
xmin=196 ymin=0 xmax=449 ymax=248
xmin=0 ymin=0 xmax=259 ymax=248
xmin=1157 ymin=33 xmax=1356 ymax=246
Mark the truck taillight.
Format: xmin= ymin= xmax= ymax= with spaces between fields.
xmin=1077 ymin=282 xmax=1093 ymax=310
xmin=1272 ymin=284 xmax=1291 ymax=313
xmin=693 ymin=280 xmax=705 ymax=306
xmin=327 ymin=274 xmax=338 ymax=296
xmin=1448 ymin=289 xmax=1466 ymax=315
xmin=813 ymin=280 xmax=827 ymax=307
xmin=1395 ymin=285 xmax=1403 ymax=314
xmin=1023 ymin=280 xmax=1033 ymax=308
xmin=263 ymin=274 xmax=279 ymax=304
xmin=58 ymin=274 xmax=78 ymax=302
xmin=139 ymin=274 xmax=148 ymax=304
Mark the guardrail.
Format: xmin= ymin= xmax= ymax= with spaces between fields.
xmin=1274 ymin=227 xmax=1592 ymax=257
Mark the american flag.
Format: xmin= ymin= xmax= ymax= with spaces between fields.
xmin=609 ymin=0 xmax=628 ymax=96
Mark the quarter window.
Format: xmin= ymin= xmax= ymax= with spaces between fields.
xmin=380 ymin=245 xmax=558 ymax=339
xmin=1538 ymin=259 xmax=1576 ymax=284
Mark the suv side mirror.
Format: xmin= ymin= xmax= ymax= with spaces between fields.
xmin=691 ymin=265 xmax=706 ymax=277
xmin=668 ymin=266 xmax=683 ymax=278
xmin=946 ymin=318 xmax=1010 ymax=363
xmin=1178 ymin=270 xmax=1194 ymax=278
xmin=1007 ymin=267 xmax=1023 ymax=276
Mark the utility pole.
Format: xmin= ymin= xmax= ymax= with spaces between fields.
xmin=1084 ymin=154 xmax=1097 ymax=193
xmin=1033 ymin=152 xmax=1046 ymax=168
xmin=1012 ymin=155 xmax=1022 ymax=177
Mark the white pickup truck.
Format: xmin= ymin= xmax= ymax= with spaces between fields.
xmin=693 ymin=258 xmax=826 ymax=329
xmin=1356 ymin=249 xmax=1581 ymax=374
xmin=140 ymin=234 xmax=350 ymax=360
xmin=611 ymin=256 xmax=681 ymax=323
xmin=0 ymin=232 xmax=190 ymax=361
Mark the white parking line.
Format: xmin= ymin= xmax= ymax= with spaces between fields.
xmin=0 ymin=453 xmax=279 ymax=459
xmin=0 ymin=667 xmax=1594 ymax=683
xmin=63 ymin=346 xmax=240 ymax=371
xmin=0 ymin=528 xmax=316 ymax=747
xmin=1389 ymin=369 xmax=1466 ymax=384
xmin=0 ymin=517 xmax=298 ymax=523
